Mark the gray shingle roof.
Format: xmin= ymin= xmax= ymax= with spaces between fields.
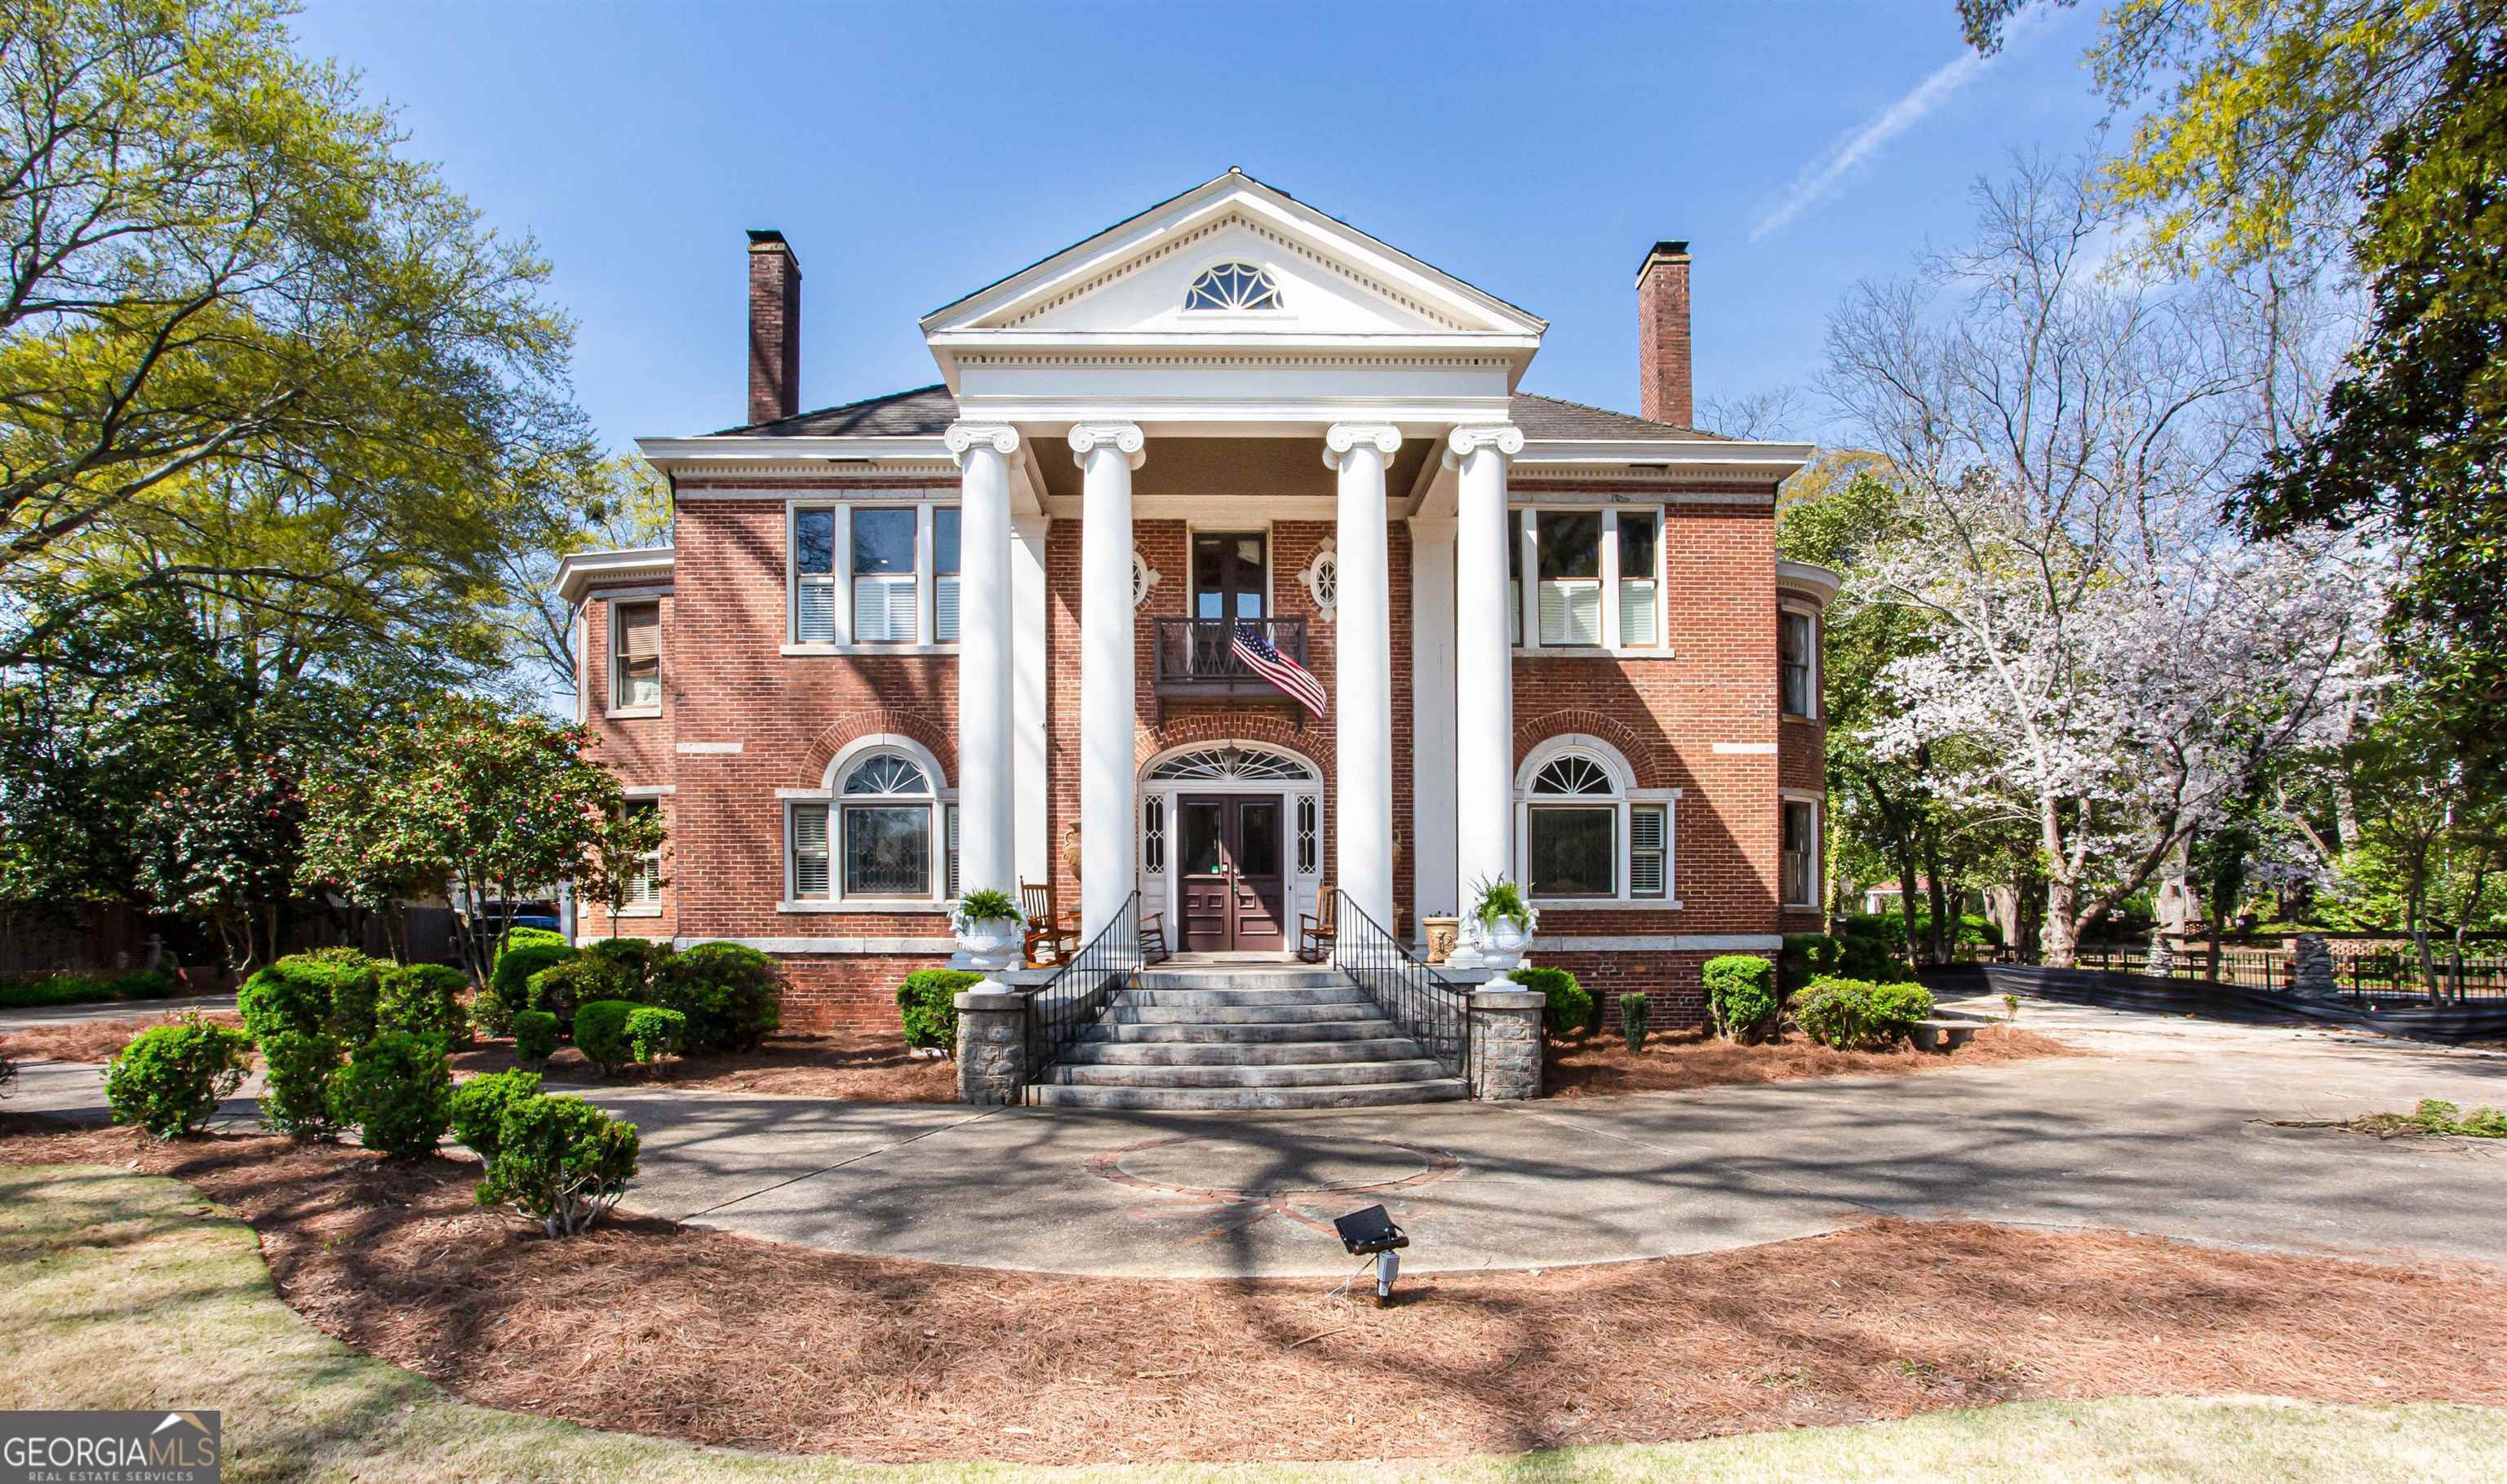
xmin=712 ymin=385 xmax=1724 ymax=441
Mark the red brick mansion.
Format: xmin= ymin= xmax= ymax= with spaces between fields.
xmin=561 ymin=170 xmax=1833 ymax=1038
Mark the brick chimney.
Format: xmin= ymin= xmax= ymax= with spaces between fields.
xmin=747 ymin=229 xmax=801 ymax=426
xmin=1635 ymin=240 xmax=1693 ymax=428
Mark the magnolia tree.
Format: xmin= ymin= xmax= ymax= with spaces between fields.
xmin=1820 ymin=159 xmax=2381 ymax=965
xmin=301 ymin=703 xmax=646 ymax=985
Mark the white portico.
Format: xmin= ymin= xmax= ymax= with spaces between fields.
xmin=920 ymin=170 xmax=1549 ymax=943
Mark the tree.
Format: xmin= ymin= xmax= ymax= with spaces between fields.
xmin=494 ymin=454 xmax=672 ymax=705
xmin=295 ymin=715 xmax=446 ymax=960
xmin=2334 ymin=689 xmax=2507 ymax=995
xmin=1818 ymin=159 xmax=2380 ymax=965
xmin=577 ymin=804 xmax=668 ymax=939
xmin=0 ymin=0 xmax=592 ymax=658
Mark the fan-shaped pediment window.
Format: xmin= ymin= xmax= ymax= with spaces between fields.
xmin=1148 ymin=745 xmax=1315 ymax=782
xmin=1184 ymin=262 xmax=1283 ymax=312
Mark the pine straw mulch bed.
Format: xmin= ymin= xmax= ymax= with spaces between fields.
xmin=1545 ymin=1024 xmax=2079 ymax=1097
xmin=4 ymin=1115 xmax=2504 ymax=1465
xmin=0 ymin=1009 xmax=247 ymax=1066
xmin=450 ymin=1028 xmax=958 ymax=1101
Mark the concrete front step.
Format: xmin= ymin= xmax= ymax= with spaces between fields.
xmin=1134 ymin=968 xmax=1343 ymax=991
xmin=1076 ymin=1018 xmax=1397 ymax=1045
xmin=1045 ymin=1058 xmax=1451 ymax=1089
xmin=1120 ymin=986 xmax=1366 ymax=1008
xmin=1107 ymin=1000 xmax=1382 ymax=1026
xmin=1025 ymin=1077 xmax=1469 ymax=1111
xmin=1058 ymin=1037 xmax=1428 ymax=1066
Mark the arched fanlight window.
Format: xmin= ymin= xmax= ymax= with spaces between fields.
xmin=793 ymin=748 xmax=952 ymax=901
xmin=1517 ymin=744 xmax=1669 ymax=901
xmin=1148 ymin=745 xmax=1316 ymax=782
xmin=844 ymin=754 xmax=930 ymax=796
xmin=1531 ymin=755 xmax=1614 ymax=796
xmin=1183 ymin=262 xmax=1283 ymax=312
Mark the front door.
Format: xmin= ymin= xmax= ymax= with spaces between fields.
xmin=1177 ymin=794 xmax=1287 ymax=953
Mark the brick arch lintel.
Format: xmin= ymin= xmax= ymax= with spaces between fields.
xmin=1512 ymin=709 xmax=1667 ymax=791
xmin=801 ymin=709 xmax=956 ymax=789
xmin=1133 ymin=714 xmax=1334 ymax=786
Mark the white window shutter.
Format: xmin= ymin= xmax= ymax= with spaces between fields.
xmin=1629 ymin=805 xmax=1667 ymax=898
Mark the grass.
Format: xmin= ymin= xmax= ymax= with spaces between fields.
xmin=7 ymin=1163 xmax=2507 ymax=1482
xmin=0 ymin=968 xmax=186 ymax=1009
xmin=2349 ymin=1099 xmax=2507 ymax=1139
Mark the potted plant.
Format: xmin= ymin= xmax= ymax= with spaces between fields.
xmin=1466 ymin=875 xmax=1537 ymax=969
xmin=952 ymin=888 xmax=1025 ymax=971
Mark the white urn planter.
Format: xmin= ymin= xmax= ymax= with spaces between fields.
xmin=954 ymin=919 xmax=1023 ymax=972
xmin=1460 ymin=914 xmax=1533 ymax=972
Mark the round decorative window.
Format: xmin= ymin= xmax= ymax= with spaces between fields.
xmin=1132 ymin=549 xmax=1161 ymax=609
xmin=1183 ymin=261 xmax=1283 ymax=312
xmin=1298 ymin=542 xmax=1338 ymax=621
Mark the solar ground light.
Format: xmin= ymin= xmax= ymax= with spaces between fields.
xmin=1329 ymin=1204 xmax=1409 ymax=1307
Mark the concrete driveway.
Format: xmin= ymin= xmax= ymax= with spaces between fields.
xmin=10 ymin=990 xmax=2505 ymax=1279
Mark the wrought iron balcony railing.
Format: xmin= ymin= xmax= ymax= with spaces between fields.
xmin=1151 ymin=616 xmax=1310 ymax=699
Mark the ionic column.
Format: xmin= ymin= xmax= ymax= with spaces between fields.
xmin=1071 ymin=422 xmax=1145 ymax=938
xmin=1447 ymin=424 xmax=1524 ymax=913
xmin=945 ymin=422 xmax=1020 ymax=905
xmin=1324 ymin=423 xmax=1401 ymax=932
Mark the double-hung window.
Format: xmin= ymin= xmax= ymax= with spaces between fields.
xmin=851 ymin=507 xmax=918 ymax=643
xmin=1517 ymin=744 xmax=1678 ymax=903
xmin=1781 ymin=797 xmax=1820 ymax=909
xmin=621 ymin=800 xmax=663 ymax=906
xmin=612 ymin=601 xmax=661 ymax=710
xmin=932 ymin=507 xmax=961 ymax=643
xmin=1506 ymin=510 xmax=1524 ymax=645
xmin=1617 ymin=511 xmax=1661 ymax=647
xmin=1513 ymin=507 xmax=1665 ymax=651
xmin=793 ymin=509 xmax=839 ymax=643
xmin=788 ymin=751 xmax=959 ymax=903
xmin=1781 ymin=609 xmax=1818 ymax=718
xmin=1536 ymin=512 xmax=1604 ymax=646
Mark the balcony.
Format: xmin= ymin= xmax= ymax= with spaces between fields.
xmin=1151 ymin=616 xmax=1311 ymax=718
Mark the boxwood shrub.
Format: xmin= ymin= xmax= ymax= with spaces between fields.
xmin=449 ymin=1069 xmax=543 ymax=1158
xmin=379 ymin=963 xmax=470 ymax=1046
xmin=528 ymin=955 xmax=635 ymax=1031
xmin=571 ymin=999 xmax=641 ymax=1075
xmin=580 ymin=937 xmax=671 ymax=994
xmin=333 ymin=1030 xmax=452 ymax=1159
xmin=104 ymin=1014 xmax=252 ymax=1139
xmin=1790 ymin=976 xmax=1936 ymax=1051
xmin=512 ymin=1009 xmax=559 ymax=1066
xmin=238 ymin=954 xmax=365 ymax=1043
xmin=299 ymin=947 xmax=386 ymax=1044
xmin=489 ymin=940 xmax=575 ymax=1030
xmin=626 ymin=1005 xmax=686 ymax=1065
xmin=258 ymin=1030 xmax=348 ymax=1143
xmin=1702 ymin=955 xmax=1779 ymax=1043
xmin=1509 ymin=965 xmax=1590 ymax=1036
xmin=475 ymin=1093 xmax=641 ymax=1237
xmin=895 ymin=969 xmax=980 ymax=1052
xmin=656 ymin=942 xmax=782 ymax=1052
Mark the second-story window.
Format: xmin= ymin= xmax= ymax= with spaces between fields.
xmin=1506 ymin=509 xmax=1524 ymax=645
xmin=612 ymin=601 xmax=660 ymax=710
xmin=933 ymin=507 xmax=961 ymax=643
xmin=794 ymin=508 xmax=838 ymax=642
xmin=1537 ymin=511 xmax=1603 ymax=646
xmin=852 ymin=507 xmax=918 ymax=643
xmin=1781 ymin=609 xmax=1818 ymax=717
xmin=1617 ymin=511 xmax=1660 ymax=647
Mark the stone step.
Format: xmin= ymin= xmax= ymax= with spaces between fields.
xmin=1025 ymin=1078 xmax=1470 ymax=1112
xmin=1075 ymin=1019 xmax=1400 ymax=1045
xmin=1058 ymin=1037 xmax=1428 ymax=1066
xmin=1134 ymin=968 xmax=1344 ymax=991
xmin=1106 ymin=1001 xmax=1384 ymax=1026
xmin=1044 ymin=1058 xmax=1451 ymax=1089
xmin=1119 ymin=986 xmax=1367 ymax=1008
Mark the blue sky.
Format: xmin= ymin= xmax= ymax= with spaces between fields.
xmin=290 ymin=1 xmax=2113 ymax=449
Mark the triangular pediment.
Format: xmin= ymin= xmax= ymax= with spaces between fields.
xmin=921 ymin=171 xmax=1546 ymax=342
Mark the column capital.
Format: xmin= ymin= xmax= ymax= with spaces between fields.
xmin=944 ymin=422 xmax=1021 ymax=463
xmin=1067 ymin=422 xmax=1146 ymax=470
xmin=1441 ymin=423 xmax=1524 ymax=470
xmin=1322 ymin=423 xmax=1403 ymax=471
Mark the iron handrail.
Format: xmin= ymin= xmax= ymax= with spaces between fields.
xmin=1330 ymin=890 xmax=1472 ymax=1083
xmin=1024 ymin=890 xmax=1144 ymax=1081
xmin=1151 ymin=616 xmax=1309 ymax=684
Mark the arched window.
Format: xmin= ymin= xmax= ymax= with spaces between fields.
xmin=1147 ymin=745 xmax=1316 ymax=782
xmin=1516 ymin=740 xmax=1671 ymax=902
xmin=1183 ymin=262 xmax=1283 ymax=312
xmin=790 ymin=742 xmax=955 ymax=902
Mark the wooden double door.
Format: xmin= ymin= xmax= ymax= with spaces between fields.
xmin=1177 ymin=793 xmax=1285 ymax=953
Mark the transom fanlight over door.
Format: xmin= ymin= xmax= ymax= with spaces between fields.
xmin=1147 ymin=746 xmax=1317 ymax=782
xmin=1183 ymin=262 xmax=1283 ymax=312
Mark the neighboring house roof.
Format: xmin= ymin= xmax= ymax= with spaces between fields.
xmin=711 ymin=384 xmax=1731 ymax=443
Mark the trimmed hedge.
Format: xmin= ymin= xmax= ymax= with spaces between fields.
xmin=0 ymin=968 xmax=180 ymax=1010
xmin=104 ymin=1014 xmax=251 ymax=1139
xmin=490 ymin=941 xmax=576 ymax=1029
xmin=512 ymin=1009 xmax=558 ymax=1066
xmin=333 ymin=1030 xmax=452 ymax=1159
xmin=1790 ymin=975 xmax=1935 ymax=1051
xmin=581 ymin=937 xmax=670 ymax=994
xmin=655 ymin=942 xmax=781 ymax=1052
xmin=298 ymin=947 xmax=386 ymax=1044
xmin=1510 ymin=966 xmax=1590 ymax=1036
xmin=528 ymin=955 xmax=634 ymax=1030
xmin=572 ymin=999 xmax=641 ymax=1075
xmin=449 ymin=1069 xmax=543 ymax=1158
xmin=1621 ymin=991 xmax=1651 ymax=1052
xmin=896 ymin=969 xmax=979 ymax=1052
xmin=258 ymin=1030 xmax=347 ymax=1143
xmin=239 ymin=955 xmax=360 ymax=1043
xmin=1702 ymin=955 xmax=1779 ymax=1043
xmin=626 ymin=1006 xmax=686 ymax=1065
xmin=379 ymin=963 xmax=469 ymax=1046
xmin=476 ymin=1093 xmax=641 ymax=1237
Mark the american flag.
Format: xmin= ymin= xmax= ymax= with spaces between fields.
xmin=1232 ymin=622 xmax=1327 ymax=719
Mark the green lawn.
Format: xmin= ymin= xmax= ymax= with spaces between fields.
xmin=5 ymin=1163 xmax=2502 ymax=1483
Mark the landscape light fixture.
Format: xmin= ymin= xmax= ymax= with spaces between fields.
xmin=1329 ymin=1204 xmax=1409 ymax=1308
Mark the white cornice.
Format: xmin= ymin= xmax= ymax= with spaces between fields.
xmin=555 ymin=547 xmax=675 ymax=605
xmin=1513 ymin=438 xmax=1815 ymax=476
xmin=637 ymin=435 xmax=951 ymax=465
xmin=1777 ymin=558 xmax=1844 ymax=605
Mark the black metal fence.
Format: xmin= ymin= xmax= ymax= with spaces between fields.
xmin=2036 ymin=939 xmax=2507 ymax=1003
xmin=1331 ymin=891 xmax=1471 ymax=1080
xmin=1024 ymin=890 xmax=1145 ymax=1080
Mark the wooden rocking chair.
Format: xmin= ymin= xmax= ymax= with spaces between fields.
xmin=1297 ymin=884 xmax=1338 ymax=963
xmin=1019 ymin=879 xmax=1080 ymax=968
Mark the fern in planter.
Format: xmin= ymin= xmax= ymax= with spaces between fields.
xmin=1466 ymin=875 xmax=1537 ymax=932
xmin=953 ymin=888 xmax=1022 ymax=932
xmin=1622 ymin=992 xmax=1650 ymax=1052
